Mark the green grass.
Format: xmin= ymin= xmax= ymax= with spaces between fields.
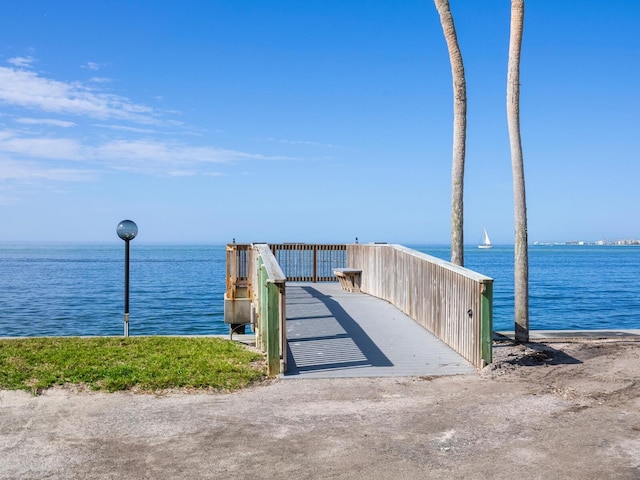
xmin=0 ymin=336 xmax=266 ymax=394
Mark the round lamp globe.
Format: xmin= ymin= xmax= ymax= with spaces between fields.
xmin=117 ymin=220 xmax=138 ymax=241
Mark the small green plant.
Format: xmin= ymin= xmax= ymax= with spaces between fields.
xmin=0 ymin=337 xmax=265 ymax=394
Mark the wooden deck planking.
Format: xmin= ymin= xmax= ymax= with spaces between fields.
xmin=284 ymin=283 xmax=475 ymax=378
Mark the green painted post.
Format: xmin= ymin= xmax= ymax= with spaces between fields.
xmin=480 ymin=280 xmax=493 ymax=365
xmin=256 ymin=256 xmax=281 ymax=376
xmin=266 ymin=282 xmax=280 ymax=376
xmin=258 ymin=261 xmax=268 ymax=353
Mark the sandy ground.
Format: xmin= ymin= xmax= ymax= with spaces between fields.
xmin=1 ymin=338 xmax=639 ymax=480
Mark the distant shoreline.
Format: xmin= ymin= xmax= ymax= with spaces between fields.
xmin=533 ymin=240 xmax=640 ymax=246
xmin=1 ymin=241 xmax=639 ymax=247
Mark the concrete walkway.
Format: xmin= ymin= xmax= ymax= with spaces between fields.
xmin=283 ymin=283 xmax=475 ymax=378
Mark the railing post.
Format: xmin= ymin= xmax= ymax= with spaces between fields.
xmin=226 ymin=246 xmax=231 ymax=296
xmin=480 ymin=281 xmax=493 ymax=366
xmin=258 ymin=261 xmax=268 ymax=353
xmin=313 ymin=245 xmax=318 ymax=283
xmin=279 ymin=283 xmax=287 ymax=374
xmin=251 ymin=245 xmax=287 ymax=376
xmin=266 ymin=282 xmax=280 ymax=375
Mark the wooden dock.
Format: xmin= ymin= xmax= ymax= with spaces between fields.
xmin=225 ymin=243 xmax=493 ymax=376
xmin=284 ymin=283 xmax=475 ymax=378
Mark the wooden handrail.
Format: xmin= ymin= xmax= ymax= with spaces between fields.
xmin=347 ymin=244 xmax=493 ymax=367
xmin=226 ymin=243 xmax=287 ymax=376
xmin=226 ymin=242 xmax=493 ymax=371
xmin=269 ymin=243 xmax=346 ymax=282
xmin=255 ymin=244 xmax=286 ymax=284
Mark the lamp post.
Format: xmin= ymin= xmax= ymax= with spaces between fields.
xmin=117 ymin=220 xmax=138 ymax=337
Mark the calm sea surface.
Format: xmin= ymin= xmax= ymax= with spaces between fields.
xmin=0 ymin=243 xmax=638 ymax=337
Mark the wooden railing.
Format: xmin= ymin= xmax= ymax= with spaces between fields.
xmin=269 ymin=244 xmax=346 ymax=282
xmin=225 ymin=244 xmax=251 ymax=299
xmin=226 ymin=242 xmax=493 ymax=371
xmin=347 ymin=244 xmax=493 ymax=367
xmin=225 ymin=244 xmax=286 ymax=375
xmin=252 ymin=244 xmax=286 ymax=375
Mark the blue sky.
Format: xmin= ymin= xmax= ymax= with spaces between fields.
xmin=1 ymin=1 xmax=638 ymax=245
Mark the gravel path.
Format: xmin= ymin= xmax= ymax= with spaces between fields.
xmin=1 ymin=339 xmax=639 ymax=479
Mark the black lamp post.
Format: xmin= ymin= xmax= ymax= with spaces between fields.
xmin=117 ymin=220 xmax=138 ymax=337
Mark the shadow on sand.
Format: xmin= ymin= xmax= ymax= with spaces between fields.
xmin=493 ymin=337 xmax=583 ymax=366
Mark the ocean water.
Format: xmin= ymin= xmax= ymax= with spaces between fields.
xmin=0 ymin=244 xmax=226 ymax=337
xmin=0 ymin=243 xmax=638 ymax=337
xmin=417 ymin=244 xmax=640 ymax=332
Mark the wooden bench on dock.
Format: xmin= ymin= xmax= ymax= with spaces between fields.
xmin=333 ymin=268 xmax=362 ymax=292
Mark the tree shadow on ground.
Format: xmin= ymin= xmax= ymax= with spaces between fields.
xmin=492 ymin=337 xmax=583 ymax=367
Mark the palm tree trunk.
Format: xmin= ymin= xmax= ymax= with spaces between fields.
xmin=434 ymin=0 xmax=466 ymax=266
xmin=507 ymin=0 xmax=529 ymax=342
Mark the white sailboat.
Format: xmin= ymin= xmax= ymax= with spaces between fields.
xmin=478 ymin=228 xmax=493 ymax=249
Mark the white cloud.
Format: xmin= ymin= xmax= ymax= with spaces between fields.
xmin=167 ymin=170 xmax=194 ymax=177
xmin=88 ymin=77 xmax=111 ymax=84
xmin=0 ymin=131 xmax=83 ymax=160
xmin=7 ymin=56 xmax=34 ymax=68
xmin=96 ymin=139 xmax=294 ymax=166
xmin=165 ymin=170 xmax=224 ymax=177
xmin=94 ymin=140 xmax=281 ymax=175
xmin=265 ymin=136 xmax=346 ymax=149
xmin=0 ymin=59 xmax=296 ymax=181
xmin=17 ymin=117 xmax=77 ymax=128
xmin=92 ymin=123 xmax=157 ymax=134
xmin=83 ymin=62 xmax=103 ymax=71
xmin=0 ymin=129 xmax=295 ymax=178
xmin=0 ymin=65 xmax=159 ymax=123
xmin=0 ymin=158 xmax=96 ymax=182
